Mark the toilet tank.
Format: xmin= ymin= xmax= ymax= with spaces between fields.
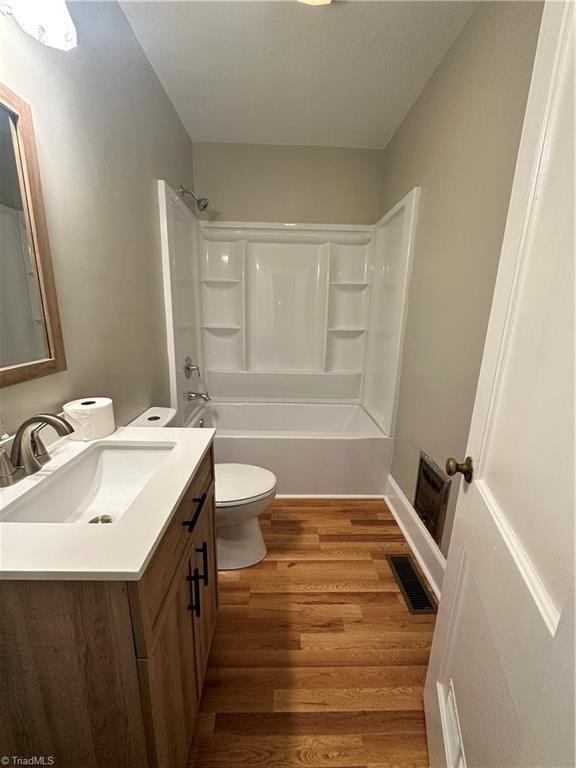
xmin=127 ymin=407 xmax=177 ymax=428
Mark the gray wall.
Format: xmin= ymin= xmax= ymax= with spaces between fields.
xmin=0 ymin=2 xmax=194 ymax=433
xmin=193 ymin=142 xmax=384 ymax=224
xmin=379 ymin=2 xmax=543 ymax=553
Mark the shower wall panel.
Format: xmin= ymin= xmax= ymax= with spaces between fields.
xmin=245 ymin=241 xmax=328 ymax=371
xmin=198 ymin=222 xmax=373 ymax=399
xmin=194 ymin=201 xmax=418 ymax=409
xmin=363 ymin=189 xmax=420 ymax=434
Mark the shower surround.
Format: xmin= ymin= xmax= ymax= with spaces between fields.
xmin=158 ymin=181 xmax=419 ymax=493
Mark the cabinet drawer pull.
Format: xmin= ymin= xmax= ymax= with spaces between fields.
xmin=181 ymin=491 xmax=208 ymax=533
xmin=196 ymin=541 xmax=209 ymax=586
xmin=186 ymin=566 xmax=202 ymax=618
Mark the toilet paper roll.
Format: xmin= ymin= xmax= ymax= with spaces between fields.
xmin=63 ymin=397 xmax=116 ymax=441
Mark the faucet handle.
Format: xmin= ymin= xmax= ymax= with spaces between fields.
xmin=0 ymin=449 xmax=25 ymax=488
xmin=30 ymin=425 xmax=50 ymax=465
xmin=184 ymin=357 xmax=201 ymax=379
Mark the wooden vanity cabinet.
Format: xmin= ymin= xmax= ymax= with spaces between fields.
xmin=191 ymin=484 xmax=219 ymax=689
xmin=0 ymin=446 xmax=218 ymax=768
xmin=129 ymin=451 xmax=218 ymax=768
xmin=135 ymin=551 xmax=201 ymax=768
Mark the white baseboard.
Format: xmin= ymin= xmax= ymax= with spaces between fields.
xmin=384 ymin=475 xmax=446 ymax=600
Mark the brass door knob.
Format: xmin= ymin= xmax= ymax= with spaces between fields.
xmin=446 ymin=456 xmax=474 ymax=484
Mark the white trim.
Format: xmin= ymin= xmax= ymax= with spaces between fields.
xmin=477 ymin=480 xmax=561 ymax=636
xmin=157 ymin=180 xmax=178 ymax=410
xmin=384 ymin=475 xmax=446 ymax=599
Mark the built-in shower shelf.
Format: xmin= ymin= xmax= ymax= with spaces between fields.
xmin=201 ymin=278 xmax=241 ymax=286
xmin=328 ymin=327 xmax=366 ymax=334
xmin=202 ymin=325 xmax=242 ymax=331
xmin=330 ymin=281 xmax=369 ymax=288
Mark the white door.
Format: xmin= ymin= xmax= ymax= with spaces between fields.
xmin=158 ymin=180 xmax=203 ymax=426
xmin=424 ymin=3 xmax=574 ymax=767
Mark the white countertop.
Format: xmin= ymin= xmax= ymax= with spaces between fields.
xmin=0 ymin=427 xmax=215 ymax=581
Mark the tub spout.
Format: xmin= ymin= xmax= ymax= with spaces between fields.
xmin=187 ymin=391 xmax=211 ymax=402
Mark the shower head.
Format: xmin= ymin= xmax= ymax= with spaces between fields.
xmin=178 ymin=185 xmax=210 ymax=212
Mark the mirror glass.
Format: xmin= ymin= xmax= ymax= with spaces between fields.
xmin=0 ymin=103 xmax=49 ymax=368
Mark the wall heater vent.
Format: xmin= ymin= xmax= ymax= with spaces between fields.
xmin=414 ymin=451 xmax=451 ymax=545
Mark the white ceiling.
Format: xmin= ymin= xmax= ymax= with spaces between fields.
xmin=121 ymin=1 xmax=476 ymax=150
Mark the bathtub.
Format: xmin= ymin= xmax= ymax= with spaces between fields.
xmin=187 ymin=402 xmax=392 ymax=496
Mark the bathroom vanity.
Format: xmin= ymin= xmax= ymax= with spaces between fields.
xmin=0 ymin=428 xmax=218 ymax=768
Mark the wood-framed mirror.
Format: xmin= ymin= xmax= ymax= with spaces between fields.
xmin=0 ymin=82 xmax=66 ymax=388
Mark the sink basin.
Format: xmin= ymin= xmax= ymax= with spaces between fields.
xmin=0 ymin=442 xmax=175 ymax=524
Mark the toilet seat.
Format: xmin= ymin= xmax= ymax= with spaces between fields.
xmin=215 ymin=463 xmax=277 ymax=508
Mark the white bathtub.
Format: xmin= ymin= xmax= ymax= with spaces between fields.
xmin=187 ymin=402 xmax=392 ymax=496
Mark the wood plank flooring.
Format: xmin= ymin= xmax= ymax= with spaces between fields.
xmin=189 ymin=499 xmax=435 ymax=768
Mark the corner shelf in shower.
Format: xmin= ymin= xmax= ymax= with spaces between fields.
xmin=201 ymin=278 xmax=241 ymax=286
xmin=202 ymin=326 xmax=243 ymax=370
xmin=325 ymin=328 xmax=367 ymax=373
xmin=330 ymin=282 xmax=369 ymax=288
xmin=327 ymin=237 xmax=371 ymax=371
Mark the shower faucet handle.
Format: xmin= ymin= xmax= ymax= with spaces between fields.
xmin=184 ymin=357 xmax=200 ymax=379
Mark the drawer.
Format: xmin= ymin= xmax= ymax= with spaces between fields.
xmin=129 ymin=447 xmax=214 ymax=657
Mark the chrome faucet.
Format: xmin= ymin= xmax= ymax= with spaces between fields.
xmin=9 ymin=414 xmax=74 ymax=477
xmin=186 ymin=391 xmax=211 ymax=402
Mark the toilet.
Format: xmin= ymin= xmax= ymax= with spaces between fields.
xmin=128 ymin=407 xmax=277 ymax=570
xmin=214 ymin=463 xmax=276 ymax=570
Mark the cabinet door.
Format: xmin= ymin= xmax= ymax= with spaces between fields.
xmin=143 ymin=551 xmax=199 ymax=768
xmin=191 ymin=485 xmax=218 ymax=692
xmin=131 ymin=449 xmax=214 ymax=658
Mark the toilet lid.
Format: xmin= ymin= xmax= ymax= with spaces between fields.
xmin=215 ymin=463 xmax=277 ymax=507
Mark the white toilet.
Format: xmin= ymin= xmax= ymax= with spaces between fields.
xmin=129 ymin=408 xmax=276 ymax=570
xmin=215 ymin=463 xmax=277 ymax=570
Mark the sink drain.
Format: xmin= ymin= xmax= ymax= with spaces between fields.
xmin=88 ymin=514 xmax=114 ymax=524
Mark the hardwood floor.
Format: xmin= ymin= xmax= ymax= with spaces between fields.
xmin=189 ymin=499 xmax=435 ymax=767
